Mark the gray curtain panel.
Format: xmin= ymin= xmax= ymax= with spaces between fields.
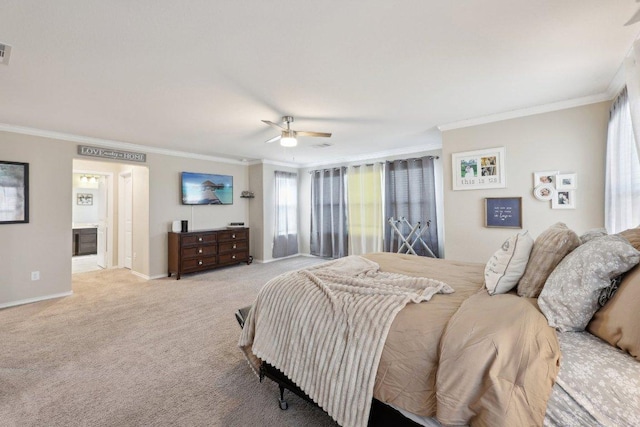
xmin=272 ymin=171 xmax=299 ymax=258
xmin=310 ymin=167 xmax=348 ymax=258
xmin=384 ymin=156 xmax=440 ymax=257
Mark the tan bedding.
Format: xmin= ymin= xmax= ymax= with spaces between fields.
xmin=241 ymin=253 xmax=561 ymax=427
xmin=367 ymin=252 xmax=561 ymax=426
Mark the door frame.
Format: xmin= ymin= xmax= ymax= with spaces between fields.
xmin=118 ymin=171 xmax=133 ymax=268
xmin=72 ymin=169 xmax=114 ymax=269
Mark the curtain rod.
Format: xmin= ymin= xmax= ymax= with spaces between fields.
xmin=308 ymin=156 xmax=439 ymax=173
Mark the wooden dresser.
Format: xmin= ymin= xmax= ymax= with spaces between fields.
xmin=168 ymin=227 xmax=250 ymax=279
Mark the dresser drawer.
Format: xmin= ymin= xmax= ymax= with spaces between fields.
xmin=182 ymin=233 xmax=217 ymax=246
xmin=218 ymin=252 xmax=248 ymax=264
xmin=218 ymin=240 xmax=248 ymax=253
xmin=182 ymin=256 xmax=217 ymax=271
xmin=217 ymin=229 xmax=248 ymax=242
xmin=182 ymin=245 xmax=217 ymax=258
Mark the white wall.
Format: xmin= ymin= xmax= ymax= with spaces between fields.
xmin=441 ymin=101 xmax=610 ymax=263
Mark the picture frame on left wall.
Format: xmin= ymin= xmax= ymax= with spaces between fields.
xmin=0 ymin=160 xmax=29 ymax=224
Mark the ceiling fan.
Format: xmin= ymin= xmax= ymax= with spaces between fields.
xmin=262 ymin=116 xmax=332 ymax=147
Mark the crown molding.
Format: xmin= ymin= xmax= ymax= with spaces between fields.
xmin=299 ymin=142 xmax=442 ymax=169
xmin=0 ymin=123 xmax=248 ymax=165
xmin=437 ymin=92 xmax=614 ymax=132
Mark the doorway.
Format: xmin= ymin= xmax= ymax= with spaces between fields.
xmin=71 ymin=159 xmax=141 ymax=275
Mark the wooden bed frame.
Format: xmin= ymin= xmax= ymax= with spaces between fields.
xmin=235 ymin=306 xmax=421 ymax=427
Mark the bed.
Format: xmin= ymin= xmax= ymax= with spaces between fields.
xmin=238 ymin=224 xmax=640 ymax=427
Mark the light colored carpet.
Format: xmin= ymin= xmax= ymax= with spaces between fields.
xmin=0 ymin=257 xmax=340 ymax=427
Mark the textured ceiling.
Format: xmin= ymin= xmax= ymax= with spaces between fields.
xmin=0 ymin=1 xmax=639 ymax=166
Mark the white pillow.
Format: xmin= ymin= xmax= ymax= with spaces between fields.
xmin=485 ymin=231 xmax=534 ymax=295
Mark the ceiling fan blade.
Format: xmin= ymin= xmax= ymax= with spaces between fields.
xmin=625 ymin=8 xmax=640 ymax=25
xmin=296 ymin=131 xmax=332 ymax=138
xmin=265 ymin=134 xmax=282 ymax=144
xmin=262 ymin=120 xmax=285 ymax=131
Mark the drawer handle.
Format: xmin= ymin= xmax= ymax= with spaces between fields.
xmin=232 ymin=234 xmax=236 ymax=239
xmin=233 ymin=243 xmax=237 ymax=249
xmin=198 ymin=260 xmax=203 ymax=265
xmin=232 ymin=255 xmax=236 ymax=259
xmin=198 ymin=248 xmax=203 ymax=254
xmin=198 ymin=237 xmax=203 ymax=242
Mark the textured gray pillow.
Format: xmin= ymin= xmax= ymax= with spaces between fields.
xmin=579 ymin=228 xmax=608 ymax=244
xmin=538 ymin=234 xmax=640 ymax=332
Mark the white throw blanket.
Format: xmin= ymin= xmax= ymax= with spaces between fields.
xmin=238 ymin=255 xmax=453 ymax=427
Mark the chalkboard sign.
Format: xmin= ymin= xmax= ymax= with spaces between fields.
xmin=484 ymin=197 xmax=522 ymax=228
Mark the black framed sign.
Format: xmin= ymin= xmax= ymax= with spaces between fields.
xmin=484 ymin=197 xmax=522 ymax=228
xmin=0 ymin=160 xmax=29 ymax=224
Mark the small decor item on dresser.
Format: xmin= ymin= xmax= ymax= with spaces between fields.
xmin=181 ymin=220 xmax=188 ymax=232
xmin=171 ymin=220 xmax=181 ymax=232
xmin=241 ymin=191 xmax=255 ymax=198
xmin=228 ymin=222 xmax=245 ymax=228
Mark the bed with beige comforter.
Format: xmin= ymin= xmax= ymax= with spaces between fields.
xmin=239 ymin=253 xmax=560 ymax=427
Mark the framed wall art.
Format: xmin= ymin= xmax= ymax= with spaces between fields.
xmin=556 ymin=173 xmax=577 ymax=190
xmin=533 ymin=170 xmax=559 ymax=187
xmin=552 ymin=190 xmax=576 ymax=209
xmin=0 ymin=160 xmax=29 ymax=224
xmin=452 ymin=147 xmax=506 ymax=190
xmin=77 ymin=193 xmax=93 ymax=206
xmin=484 ymin=197 xmax=522 ymax=228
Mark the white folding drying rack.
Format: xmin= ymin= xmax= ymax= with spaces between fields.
xmin=388 ymin=217 xmax=436 ymax=257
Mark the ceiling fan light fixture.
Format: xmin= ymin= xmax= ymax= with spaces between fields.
xmin=280 ymin=136 xmax=297 ymax=147
xmin=280 ymin=129 xmax=297 ymax=147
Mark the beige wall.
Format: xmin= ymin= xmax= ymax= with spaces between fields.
xmin=0 ymin=132 xmax=74 ymax=307
xmin=442 ymin=102 xmax=610 ymax=263
xmin=0 ymin=131 xmax=252 ymax=306
xmin=248 ymin=163 xmax=264 ymax=261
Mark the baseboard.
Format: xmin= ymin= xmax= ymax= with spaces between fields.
xmin=0 ymin=291 xmax=74 ymax=309
xmin=130 ymin=270 xmax=157 ymax=280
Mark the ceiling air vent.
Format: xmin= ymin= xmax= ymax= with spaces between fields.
xmin=312 ymin=143 xmax=333 ymax=149
xmin=0 ymin=43 xmax=12 ymax=65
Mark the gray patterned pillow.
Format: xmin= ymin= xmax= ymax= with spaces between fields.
xmin=579 ymin=228 xmax=608 ymax=244
xmin=538 ymin=234 xmax=640 ymax=332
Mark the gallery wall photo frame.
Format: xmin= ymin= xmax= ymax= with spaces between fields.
xmin=484 ymin=197 xmax=522 ymax=228
xmin=552 ymin=190 xmax=576 ymax=209
xmin=556 ymin=173 xmax=577 ymax=190
xmin=533 ymin=170 xmax=559 ymax=187
xmin=452 ymin=147 xmax=506 ymax=190
xmin=0 ymin=160 xmax=29 ymax=224
xmin=77 ymin=193 xmax=93 ymax=206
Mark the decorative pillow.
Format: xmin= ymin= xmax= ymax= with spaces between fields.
xmin=618 ymin=226 xmax=640 ymax=251
xmin=538 ymin=234 xmax=640 ymax=332
xmin=517 ymin=223 xmax=581 ymax=298
xmin=588 ymin=264 xmax=640 ymax=359
xmin=579 ymin=228 xmax=608 ymax=244
xmin=598 ymin=273 xmax=626 ymax=307
xmin=485 ymin=231 xmax=534 ymax=295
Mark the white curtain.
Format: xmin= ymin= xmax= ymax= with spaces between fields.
xmin=624 ymin=39 xmax=640 ymax=156
xmin=272 ymin=171 xmax=298 ymax=258
xmin=605 ymin=88 xmax=640 ymax=233
xmin=347 ymin=163 xmax=383 ymax=255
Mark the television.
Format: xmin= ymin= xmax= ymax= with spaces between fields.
xmin=181 ymin=172 xmax=233 ymax=205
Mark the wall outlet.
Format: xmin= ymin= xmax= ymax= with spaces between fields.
xmin=31 ymin=271 xmax=40 ymax=281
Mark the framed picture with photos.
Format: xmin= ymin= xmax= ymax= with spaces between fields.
xmin=452 ymin=147 xmax=506 ymax=190
xmin=552 ymin=190 xmax=575 ymax=209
